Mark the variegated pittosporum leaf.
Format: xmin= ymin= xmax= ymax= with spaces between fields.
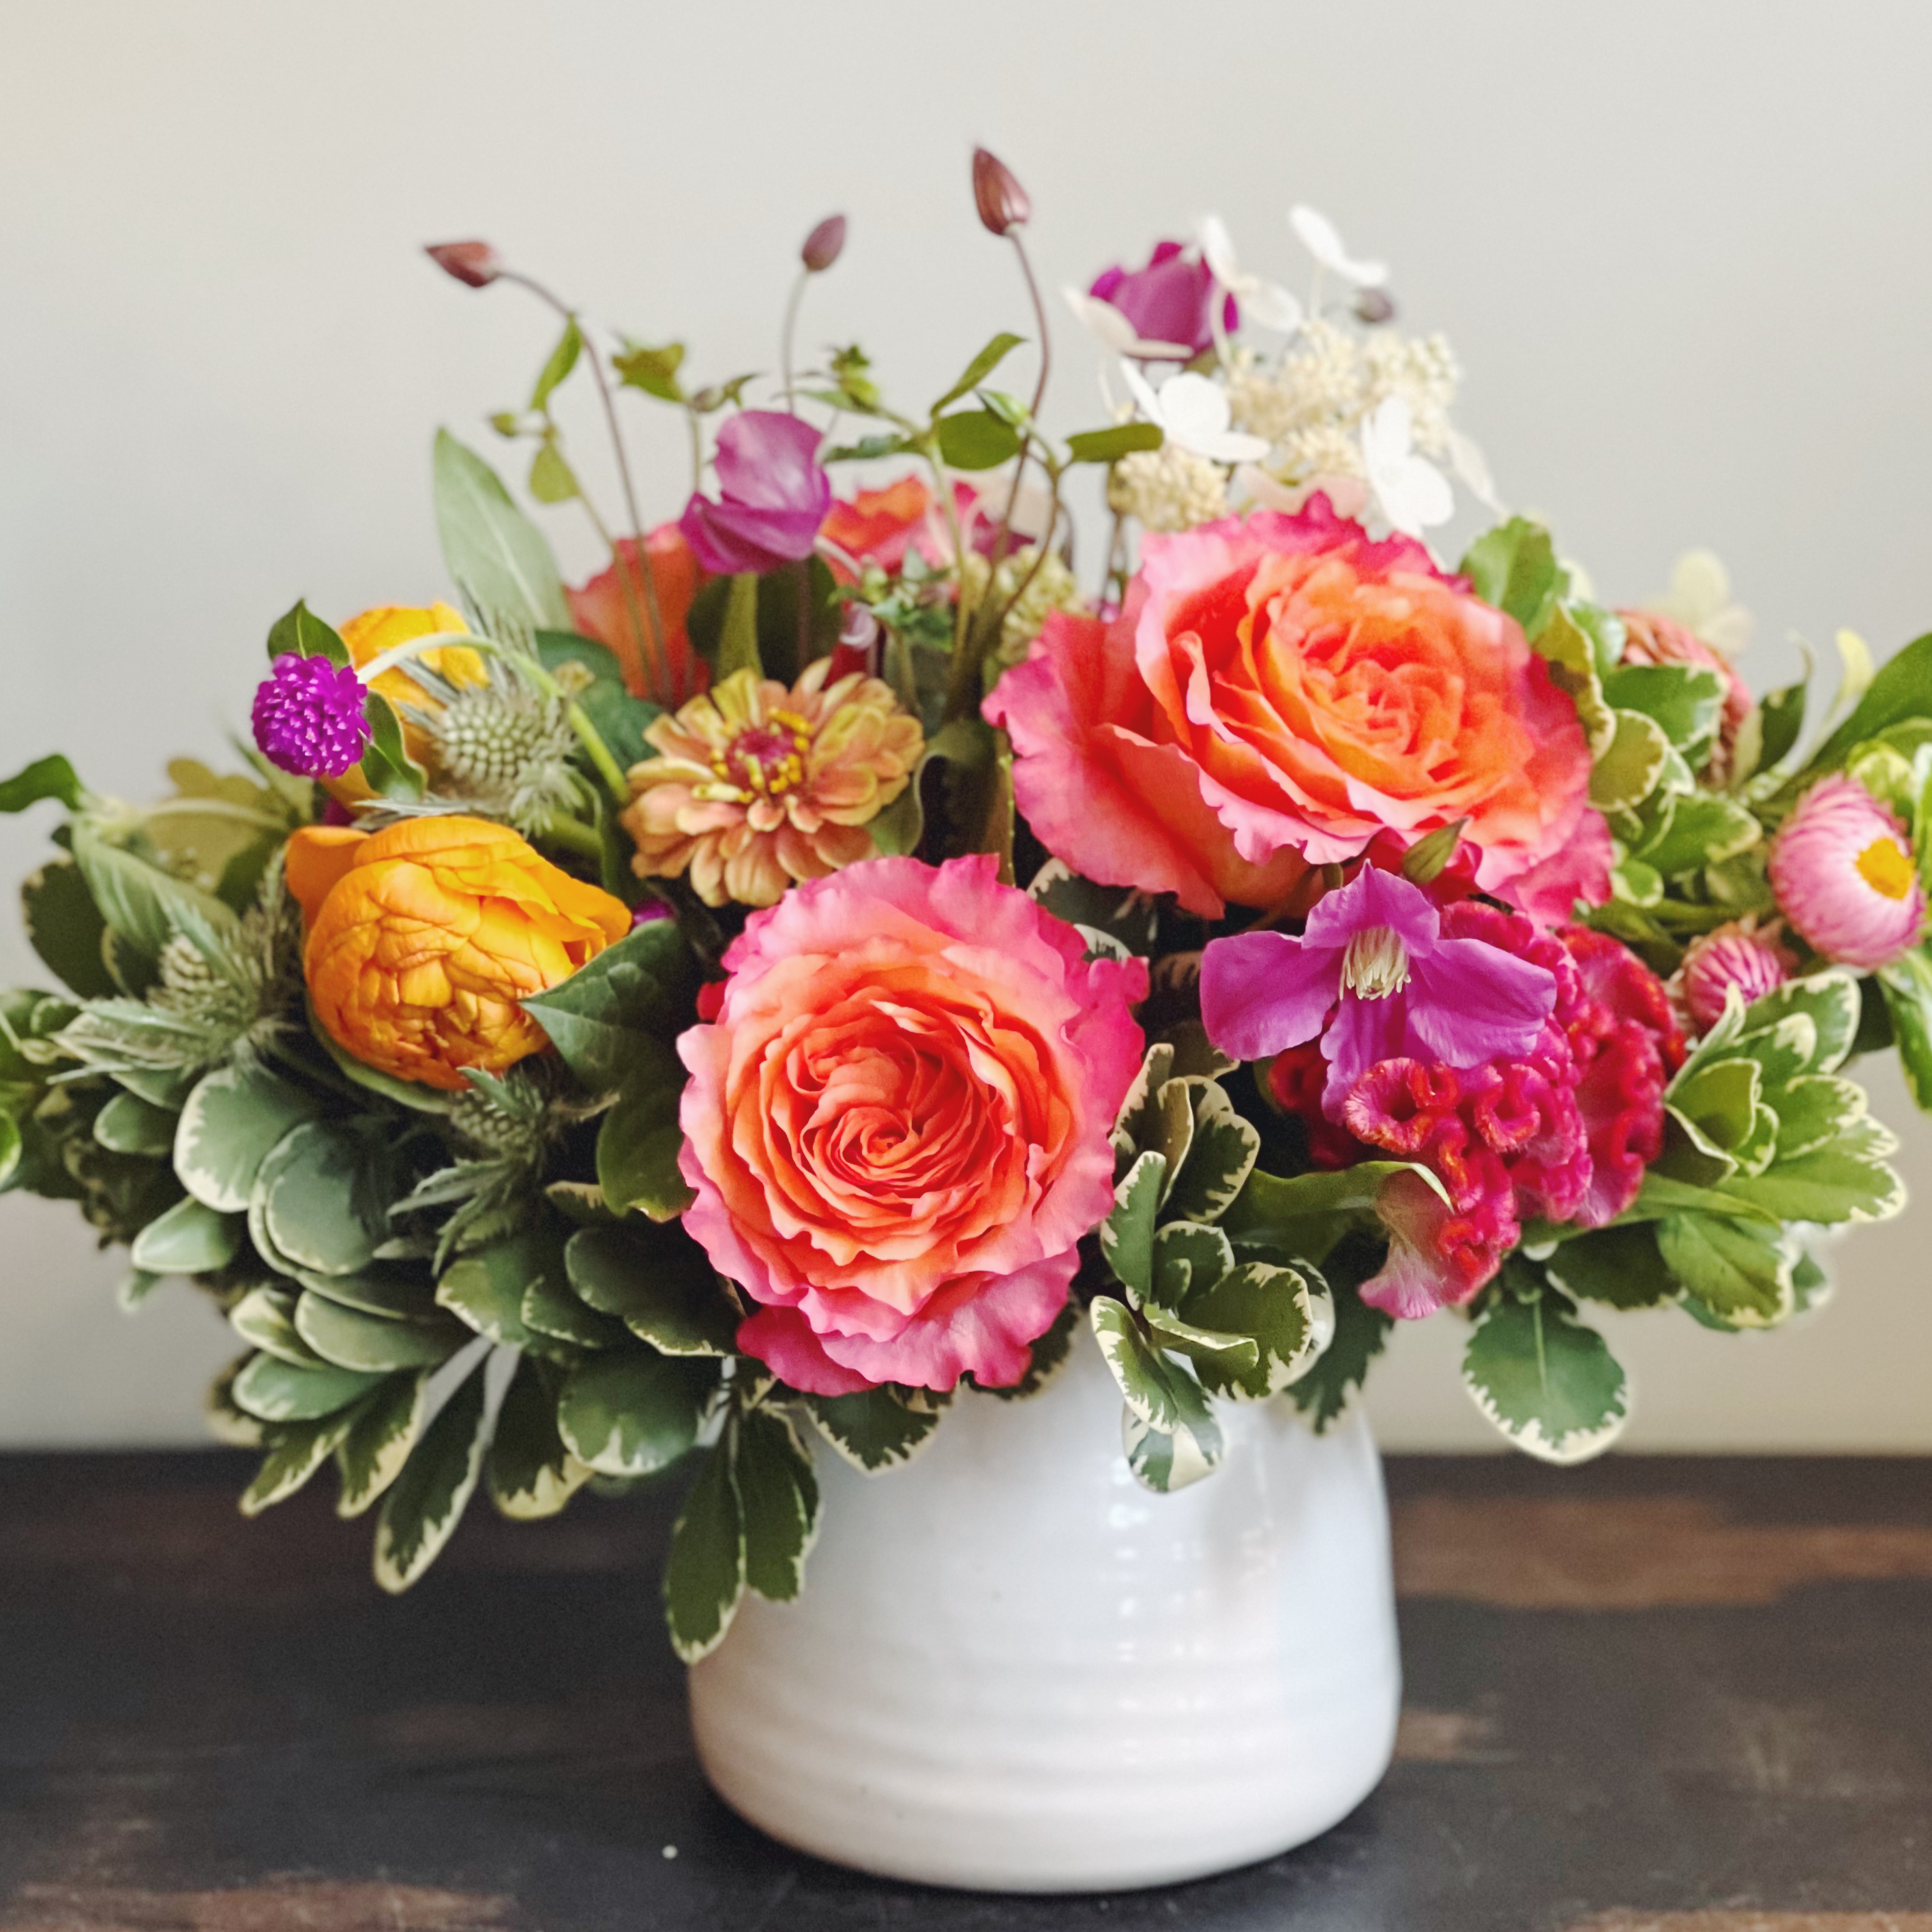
xmin=1461 ymin=1268 xmax=1630 ymax=1466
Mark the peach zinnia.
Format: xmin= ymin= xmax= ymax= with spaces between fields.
xmin=621 ymin=659 xmax=922 ymax=908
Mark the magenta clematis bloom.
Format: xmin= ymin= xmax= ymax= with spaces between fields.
xmin=1199 ymin=866 xmax=1556 ymax=1111
xmin=251 ymin=653 xmax=370 ymax=779
xmin=1089 ymin=241 xmax=1234 ymax=360
xmin=679 ymin=411 xmax=833 ymax=575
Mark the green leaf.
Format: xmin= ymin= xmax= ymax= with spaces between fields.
xmin=1753 ymin=679 xmax=1807 ymax=775
xmin=252 ymin=1122 xmax=389 ymax=1278
xmin=1632 ymin=792 xmax=1759 ymax=878
xmin=737 ymin=1408 xmax=821 ymax=1603
xmin=1148 ymin=1221 xmax=1236 ymax=1313
xmin=1186 ymin=1260 xmax=1333 ymax=1401
xmin=1880 ymin=965 xmax=1932 ymax=1109
xmin=335 ymin=1370 xmax=433 ymax=1518
xmin=1619 ymin=1168 xmax=1781 ymax=1226
xmin=1065 ymin=422 xmax=1165 ymax=464
xmin=93 ymin=1090 xmax=177 ymax=1157
xmin=1656 ymin=1213 xmax=1794 ymax=1326
xmin=1738 ymin=971 xmax=1860 ymax=1077
xmin=555 ymin=1350 xmax=716 ymax=1477
xmin=534 ymin=629 xmax=662 ymax=766
xmin=1545 ymin=1221 xmax=1678 ymax=1310
xmin=935 ymin=408 xmax=1022 ymax=471
xmin=713 ymin=571 xmax=764 ymax=681
xmin=359 ymin=689 xmax=427 ymax=802
xmin=1028 ymin=861 xmax=1161 ymax=955
xmin=70 ymin=824 xmax=241 ymax=973
xmin=1721 ymin=1127 xmax=1905 ymax=1225
xmin=1220 ymin=1159 xmax=1449 ymax=1251
xmin=1288 ymin=1252 xmax=1393 ymax=1431
xmin=1162 ymin=1081 xmax=1261 ymax=1225
xmin=803 ymin=1386 xmax=940 ymax=1472
xmin=597 ymin=1078 xmax=695 ymax=1221
xmin=175 ymin=1060 xmax=319 ymax=1211
xmin=1461 ymin=1289 xmax=1629 ymax=1465
xmin=436 ymin=1230 xmax=564 ymax=1355
xmin=374 ymin=1362 xmax=491 ymax=1592
xmin=932 ymin=331 xmax=1025 ymax=413
xmin=293 ymin=1291 xmax=464 ymax=1372
xmin=1459 ymin=519 xmax=1560 ymax=635
xmin=1589 ymin=710 xmax=1671 ymax=812
xmin=664 ymin=1441 xmax=745 ymax=1663
xmin=0 ymin=754 xmax=85 ymax=814
xmin=1772 ymin=1073 xmax=1867 ymax=1161
xmin=522 ymin=909 xmax=694 ymax=1057
xmin=1140 ymin=1307 xmax=1260 ymax=1376
xmin=1527 ymin=606 xmax=1614 ymax=754
xmin=565 ymin=1222 xmax=740 ymax=1355
xmin=612 ymin=339 xmax=687 ymax=404
xmin=1803 ymin=630 xmax=1932 ymax=777
xmin=488 ymin=1357 xmax=591 ymax=1521
xmin=1099 ymin=1148 xmax=1164 ymax=1301
xmin=527 ymin=439 xmax=578 ymax=504
xmin=20 ymin=859 xmax=115 ymax=997
xmin=230 ymin=1285 xmax=329 ymax=1367
xmin=265 ymin=599 xmax=351 ymax=667
xmin=1602 ymin=663 xmax=1723 ymax=754
xmin=519 ymin=1266 xmax=628 ymax=1349
xmin=530 ymin=315 xmax=583 ymax=410
xmin=241 ymin=1409 xmax=361 ymax=1516
xmin=130 ymin=1193 xmax=239 ymax=1275
xmin=1669 ymin=1056 xmax=1762 ymax=1155
xmin=232 ymin=1351 xmax=385 ymax=1423
xmin=432 ymin=429 xmax=572 ymax=638
xmin=1090 ymin=1302 xmax=1225 ymax=1493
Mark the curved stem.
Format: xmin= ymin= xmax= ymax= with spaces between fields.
xmin=780 ymin=267 xmax=809 ymax=412
xmin=541 ymin=811 xmax=606 ymax=860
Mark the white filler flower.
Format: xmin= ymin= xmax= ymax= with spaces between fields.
xmin=1290 ymin=205 xmax=1388 ymax=289
xmin=1197 ymin=216 xmax=1304 ymax=333
xmin=1121 ymin=363 xmax=1271 ymax=465
xmin=1361 ymin=396 xmax=1452 ymax=537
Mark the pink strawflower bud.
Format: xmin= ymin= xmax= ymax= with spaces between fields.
xmin=1768 ymin=774 xmax=1927 ymax=970
xmin=424 ymin=241 xmax=503 ymax=288
xmin=252 ymin=653 xmax=371 ymax=779
xmin=801 ymin=214 xmax=846 ymax=273
xmin=1676 ymin=920 xmax=1796 ymax=1033
xmin=971 ymin=147 xmax=1030 ymax=237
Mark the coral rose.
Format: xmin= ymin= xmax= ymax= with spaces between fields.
xmin=677 ymin=854 xmax=1148 ymax=1394
xmin=622 ymin=658 xmax=922 ymax=909
xmin=985 ymin=498 xmax=1592 ymax=917
xmin=567 ymin=524 xmax=707 ymax=707
xmin=820 ymin=475 xmax=942 ymax=579
xmin=288 ymin=816 xmax=629 ymax=1090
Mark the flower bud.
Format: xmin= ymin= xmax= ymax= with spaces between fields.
xmin=424 ymin=241 xmax=502 ymax=289
xmin=971 ymin=147 xmax=1030 ymax=237
xmin=1676 ymin=921 xmax=1795 ymax=1033
xmin=1353 ymin=288 xmax=1396 ymax=325
xmin=801 ymin=214 xmax=847 ymax=273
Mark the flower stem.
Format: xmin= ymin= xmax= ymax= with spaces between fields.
xmin=564 ymin=700 xmax=632 ymax=806
xmin=541 ymin=811 xmax=606 ymax=859
xmin=780 ymin=267 xmax=809 ymax=412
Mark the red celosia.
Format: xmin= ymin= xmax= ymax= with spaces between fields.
xmin=1270 ymin=903 xmax=1682 ymax=1318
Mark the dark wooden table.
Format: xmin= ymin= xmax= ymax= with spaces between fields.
xmin=3 ymin=1451 xmax=1930 ymax=1932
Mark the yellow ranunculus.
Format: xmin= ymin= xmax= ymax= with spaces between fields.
xmin=287 ymin=816 xmax=629 ymax=1090
xmin=325 ymin=602 xmax=488 ymax=806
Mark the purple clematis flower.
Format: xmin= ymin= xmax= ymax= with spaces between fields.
xmin=679 ymin=410 xmax=833 ymax=576
xmin=251 ymin=653 xmax=371 ymax=779
xmin=1199 ymin=865 xmax=1557 ymax=1112
xmin=1089 ymin=241 xmax=1235 ymax=361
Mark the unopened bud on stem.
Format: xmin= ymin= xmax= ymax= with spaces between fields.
xmin=425 ymin=241 xmax=503 ymax=288
xmin=971 ymin=147 xmax=1030 ymax=237
xmin=801 ymin=214 xmax=847 ymax=273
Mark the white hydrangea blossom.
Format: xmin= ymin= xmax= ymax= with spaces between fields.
xmin=1107 ymin=445 xmax=1230 ymax=533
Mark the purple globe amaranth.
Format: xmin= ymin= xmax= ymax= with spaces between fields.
xmin=1089 ymin=241 xmax=1235 ymax=359
xmin=679 ymin=411 xmax=832 ymax=576
xmin=1768 ymin=774 xmax=1927 ymax=971
xmin=252 ymin=653 xmax=371 ymax=779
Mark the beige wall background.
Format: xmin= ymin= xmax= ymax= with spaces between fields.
xmin=1 ymin=0 xmax=1929 ymax=1448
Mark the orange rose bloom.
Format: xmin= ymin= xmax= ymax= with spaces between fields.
xmin=820 ymin=475 xmax=938 ymax=581
xmin=567 ymin=524 xmax=707 ymax=707
xmin=288 ymin=816 xmax=629 ymax=1090
xmin=325 ymin=602 xmax=486 ymax=806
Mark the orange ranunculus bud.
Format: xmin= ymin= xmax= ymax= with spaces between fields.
xmin=323 ymin=601 xmax=488 ymax=806
xmin=288 ymin=816 xmax=630 ymax=1090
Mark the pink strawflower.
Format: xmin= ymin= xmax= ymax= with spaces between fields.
xmin=1768 ymin=775 xmax=1926 ymax=970
xmin=1675 ymin=919 xmax=1796 ymax=1034
xmin=677 ymin=855 xmax=1147 ymax=1395
xmin=1200 ymin=865 xmax=1558 ymax=1114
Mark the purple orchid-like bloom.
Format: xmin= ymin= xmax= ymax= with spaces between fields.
xmin=1199 ymin=865 xmax=1557 ymax=1112
xmin=1089 ymin=241 xmax=1236 ymax=359
xmin=251 ymin=653 xmax=371 ymax=779
xmin=679 ymin=410 xmax=833 ymax=575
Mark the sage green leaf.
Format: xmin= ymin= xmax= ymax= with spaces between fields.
xmin=1099 ymin=1148 xmax=1163 ymax=1302
xmin=265 ymin=599 xmax=351 ymax=666
xmin=20 ymin=859 xmax=115 ymax=998
xmin=565 ymin=1222 xmax=741 ymax=1356
xmin=117 ymin=1268 xmax=162 ymax=1311
xmin=556 ymin=1351 xmax=716 ymax=1477
xmin=293 ymin=1291 xmax=465 ymax=1372
xmin=175 ymin=1060 xmax=319 ymax=1211
xmin=1802 ymin=629 xmax=1932 ymax=777
xmin=298 ymin=1265 xmax=438 ymax=1321
xmin=1186 ymin=1260 xmax=1333 ymax=1400
xmin=93 ymin=1090 xmax=177 ymax=1157
xmin=1602 ymin=662 xmax=1723 ymax=754
xmin=1148 ymin=1221 xmax=1236 ymax=1313
xmin=70 ymin=823 xmax=241 ymax=975
xmin=932 ymin=331 xmax=1025 ymax=413
xmin=241 ymin=1409 xmax=360 ymax=1517
xmin=0 ymin=752 xmax=85 ymax=814
xmin=737 ymin=1408 xmax=821 ymax=1603
xmin=374 ymin=1362 xmax=492 ymax=1592
xmin=336 ymin=1370 xmax=433 ymax=1518
xmin=254 ymin=1122 xmax=387 ymax=1277
xmin=1220 ymin=1159 xmax=1450 ymax=1250
xmin=1633 ymin=792 xmax=1759 ymax=878
xmin=1656 ymin=1213 xmax=1794 ymax=1326
xmin=231 ymin=1285 xmax=331 ymax=1368
xmin=1163 ymin=1081 xmax=1260 ymax=1225
xmin=1459 ymin=519 xmax=1559 ymax=635
xmin=432 ymin=429 xmax=571 ymax=638
xmin=1669 ymin=1057 xmax=1762 ymax=1155
xmin=1028 ymin=860 xmax=1161 ymax=957
xmin=1461 ymin=1290 xmax=1629 ymax=1465
xmin=1065 ymin=421 xmax=1165 ymax=464
xmin=530 ymin=314 xmax=583 ymax=409
xmin=205 ymin=1355 xmax=267 ymax=1448
xmin=1589 ymin=710 xmax=1671 ymax=812
xmin=488 ymin=1356 xmax=591 ymax=1521
xmin=1545 ymin=1221 xmax=1678 ymax=1309
xmin=1090 ymin=1297 xmax=1213 ymax=1440
xmin=521 ymin=1270 xmax=629 ymax=1350
xmin=597 ymin=1078 xmax=695 ymax=1221
xmin=1772 ymin=1073 xmax=1867 ymax=1161
xmin=1737 ymin=971 xmax=1860 ymax=1076
xmin=232 ymin=1352 xmax=384 ymax=1423
xmin=436 ymin=1230 xmax=571 ymax=1356
xmin=1881 ymin=965 xmax=1932 ymax=1109
xmin=130 ymin=1194 xmax=239 ymax=1275
xmin=664 ymin=1442 xmax=745 ymax=1663
xmin=803 ymin=1386 xmax=940 ymax=1472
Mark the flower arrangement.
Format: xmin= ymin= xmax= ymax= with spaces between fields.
xmin=5 ymin=153 xmax=1929 ymax=1661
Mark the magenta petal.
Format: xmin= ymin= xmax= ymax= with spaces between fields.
xmin=714 ymin=410 xmax=829 ymax=510
xmin=1321 ymin=991 xmax=1412 ymax=1113
xmin=1303 ymin=864 xmax=1439 ymax=952
xmin=679 ymin=494 xmax=819 ymax=574
xmin=1198 ymin=931 xmax=1339 ymax=1062
xmin=1406 ymin=938 xmax=1556 ymax=1067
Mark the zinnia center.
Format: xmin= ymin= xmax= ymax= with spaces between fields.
xmin=713 ymin=711 xmax=810 ymax=797
xmin=1856 ymin=835 xmax=1916 ymax=901
xmin=1340 ymin=923 xmax=1410 ymax=1000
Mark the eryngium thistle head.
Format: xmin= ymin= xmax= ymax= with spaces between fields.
xmin=419 ymin=680 xmax=583 ymax=832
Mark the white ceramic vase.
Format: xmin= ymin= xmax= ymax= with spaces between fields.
xmin=688 ymin=1331 xmax=1401 ymax=1893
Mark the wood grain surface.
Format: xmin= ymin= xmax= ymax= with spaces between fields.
xmin=1 ymin=1451 xmax=1928 ymax=1930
